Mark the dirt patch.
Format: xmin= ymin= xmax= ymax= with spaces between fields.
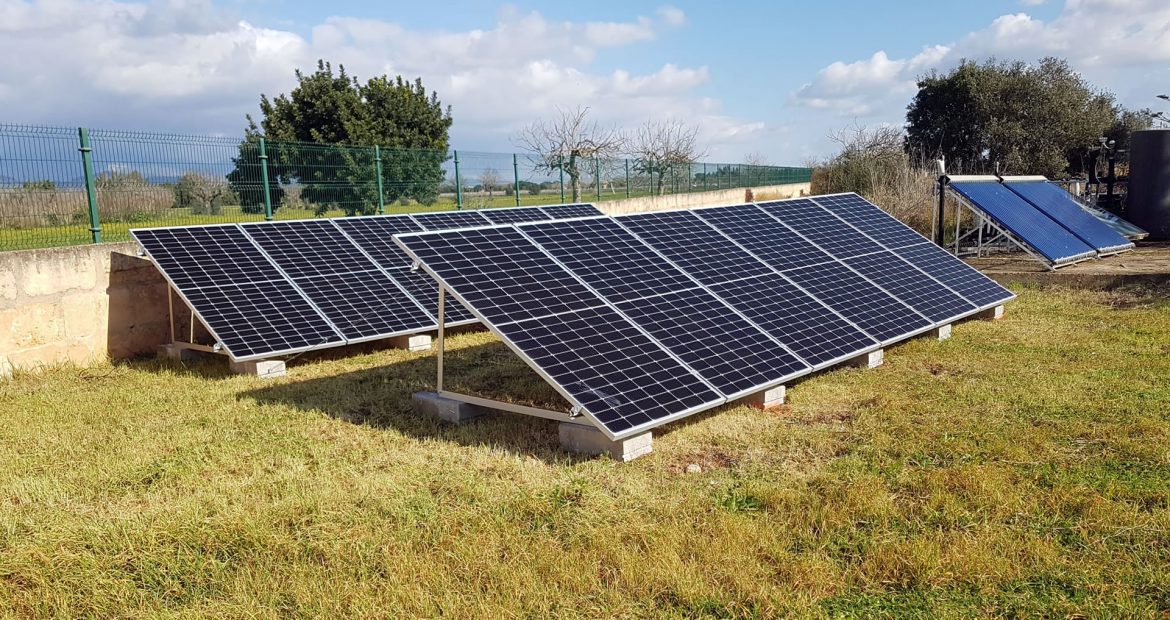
xmin=667 ymin=448 xmax=738 ymax=474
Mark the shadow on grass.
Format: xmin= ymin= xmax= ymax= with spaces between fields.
xmin=238 ymin=340 xmax=599 ymax=463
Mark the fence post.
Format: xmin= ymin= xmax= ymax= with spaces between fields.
xmin=258 ymin=138 xmax=274 ymax=221
xmin=703 ymin=163 xmax=708 ymax=192
xmin=595 ymin=159 xmax=601 ymax=200
xmin=77 ymin=127 xmax=101 ymax=243
xmin=512 ymin=153 xmax=521 ymax=207
xmin=454 ymin=150 xmax=462 ymax=209
xmin=559 ymin=155 xmax=565 ymax=203
xmin=374 ymin=145 xmax=385 ymax=215
xmin=624 ymin=159 xmax=630 ymax=198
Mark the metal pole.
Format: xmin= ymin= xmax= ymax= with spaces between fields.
xmin=624 ymin=159 xmax=630 ymax=198
xmin=559 ymin=155 xmax=565 ymax=203
xmin=453 ymin=150 xmax=462 ymax=209
xmin=167 ymin=285 xmax=175 ymax=343
xmin=704 ymin=163 xmax=708 ymax=192
xmin=512 ymin=153 xmax=521 ymax=207
xmin=77 ymin=127 xmax=101 ymax=243
xmin=953 ymin=200 xmax=962 ymax=256
xmin=595 ymin=159 xmax=601 ymax=200
xmin=374 ymin=145 xmax=385 ymax=215
xmin=935 ymin=176 xmax=947 ymax=247
xmin=258 ymin=138 xmax=274 ymax=221
xmin=436 ymin=286 xmax=445 ymax=392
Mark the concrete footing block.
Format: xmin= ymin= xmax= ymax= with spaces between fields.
xmin=848 ymin=349 xmax=884 ymax=369
xmin=558 ymin=422 xmax=653 ymax=461
xmin=158 ymin=343 xmax=201 ymax=362
xmin=933 ymin=324 xmax=953 ymax=341
xmin=412 ymin=391 xmax=490 ymax=425
xmin=979 ymin=305 xmax=1005 ymax=321
xmin=389 ymin=334 xmax=432 ymax=351
xmin=228 ymin=359 xmax=287 ymax=379
xmin=741 ymin=385 xmax=786 ymax=410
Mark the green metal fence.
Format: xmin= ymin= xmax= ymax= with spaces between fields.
xmin=0 ymin=124 xmax=812 ymax=251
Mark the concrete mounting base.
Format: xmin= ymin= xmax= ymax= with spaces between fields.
xmin=228 ymin=359 xmax=287 ymax=379
xmin=558 ymin=422 xmax=653 ymax=461
xmin=848 ymin=348 xmax=884 ymax=369
xmin=158 ymin=343 xmax=202 ymax=362
xmin=740 ymin=385 xmax=786 ymax=410
xmin=389 ymin=334 xmax=433 ymax=352
xmin=412 ymin=391 xmax=490 ymax=425
xmin=979 ymin=305 xmax=1006 ymax=321
xmin=933 ymin=324 xmax=953 ymax=341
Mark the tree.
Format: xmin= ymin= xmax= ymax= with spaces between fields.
xmin=228 ymin=60 xmax=453 ymax=215
xmin=480 ymin=168 xmax=500 ymax=198
xmin=516 ymin=107 xmax=625 ymax=201
xmin=174 ymin=172 xmax=236 ymax=215
xmin=906 ymin=57 xmax=1138 ymax=177
xmin=628 ymin=119 xmax=706 ymax=195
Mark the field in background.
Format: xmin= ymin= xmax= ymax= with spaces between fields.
xmin=1 ymin=284 xmax=1168 ymax=617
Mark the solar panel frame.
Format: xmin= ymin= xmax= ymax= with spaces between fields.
xmin=810 ymin=193 xmax=928 ymax=250
xmin=692 ymin=203 xmax=836 ymax=272
xmin=539 ymin=203 xmax=604 ymax=219
xmin=894 ymin=242 xmax=1015 ymax=311
xmin=615 ymin=210 xmax=775 ymax=285
xmin=1002 ymin=179 xmax=1134 ymax=255
xmin=410 ymin=210 xmax=493 ymax=231
xmin=130 ymin=224 xmax=348 ymax=362
xmin=784 ymin=261 xmax=935 ymax=344
xmin=756 ymin=198 xmax=886 ymax=259
xmin=481 ymin=206 xmax=553 ymax=224
xmin=842 ymin=251 xmax=977 ymax=323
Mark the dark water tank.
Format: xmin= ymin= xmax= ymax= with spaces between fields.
xmin=1128 ymin=128 xmax=1170 ymax=240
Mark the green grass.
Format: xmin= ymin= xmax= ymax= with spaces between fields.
xmin=1 ymin=285 xmax=1168 ymax=617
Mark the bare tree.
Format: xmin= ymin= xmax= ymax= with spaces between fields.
xmin=743 ymin=152 xmax=769 ymax=167
xmin=480 ymin=168 xmax=500 ymax=198
xmin=516 ymin=106 xmax=625 ymax=201
xmin=629 ymin=119 xmax=707 ymax=195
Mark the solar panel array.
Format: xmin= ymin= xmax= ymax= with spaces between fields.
xmin=396 ymin=193 xmax=1014 ymax=439
xmin=947 ymin=177 xmax=1133 ymax=267
xmin=130 ymin=203 xmax=604 ymax=362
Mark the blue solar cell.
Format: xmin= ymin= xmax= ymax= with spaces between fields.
xmin=482 ymin=207 xmax=552 ymax=224
xmin=539 ymin=204 xmax=604 ymax=218
xmin=811 ymin=194 xmax=926 ymax=249
xmin=894 ymin=242 xmax=1014 ymax=309
xmin=1004 ymin=181 xmax=1133 ymax=254
xmin=949 ymin=181 xmax=1096 ymax=265
xmin=519 ymin=217 xmax=696 ymax=302
xmin=756 ymin=198 xmax=885 ymax=259
xmin=615 ymin=287 xmax=808 ymax=397
xmin=411 ymin=211 xmax=492 ymax=230
xmin=618 ymin=210 xmax=776 ymax=285
xmin=785 ymin=261 xmax=931 ymax=343
xmin=694 ymin=204 xmax=834 ymax=272
xmin=332 ymin=215 xmax=422 ymax=271
xmin=844 ymin=251 xmax=975 ymax=323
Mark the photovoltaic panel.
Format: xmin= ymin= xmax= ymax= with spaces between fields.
xmin=617 ymin=210 xmax=773 ymax=285
xmin=757 ymin=198 xmax=885 ymax=259
xmin=949 ymin=181 xmax=1096 ymax=266
xmin=241 ymin=220 xmax=376 ymax=278
xmin=132 ymin=225 xmax=286 ymax=288
xmin=411 ymin=210 xmax=492 ymax=231
xmin=811 ymin=193 xmax=927 ymax=249
xmin=843 ymin=251 xmax=976 ymax=323
xmin=539 ymin=203 xmax=604 ymax=219
xmin=495 ymin=306 xmax=723 ymax=436
xmin=785 ymin=261 xmax=931 ymax=343
xmin=292 ymin=273 xmax=436 ymax=340
xmin=391 ymin=267 xmax=478 ymax=324
xmin=615 ymin=287 xmax=807 ymax=396
xmin=396 ymin=227 xmax=605 ymax=325
xmin=707 ymin=273 xmax=879 ymax=367
xmin=519 ymin=217 xmax=696 ymax=303
xmin=894 ymin=242 xmax=1014 ymax=309
xmin=332 ymin=215 xmax=423 ymax=271
xmin=694 ymin=204 xmax=834 ymax=272
xmin=1003 ymin=180 xmax=1134 ymax=254
xmin=482 ymin=206 xmax=552 ymax=224
xmin=131 ymin=225 xmax=346 ymax=361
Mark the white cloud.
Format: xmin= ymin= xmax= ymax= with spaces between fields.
xmin=0 ymin=0 xmax=767 ymax=158
xmin=790 ymin=0 xmax=1170 ymax=120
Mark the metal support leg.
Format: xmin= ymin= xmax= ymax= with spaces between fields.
xmin=167 ymin=284 xmax=175 ymax=343
xmin=437 ymin=285 xmax=445 ymax=392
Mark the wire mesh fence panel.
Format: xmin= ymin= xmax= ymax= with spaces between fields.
xmin=0 ymin=123 xmax=812 ymax=250
xmin=0 ymin=125 xmax=92 ymax=250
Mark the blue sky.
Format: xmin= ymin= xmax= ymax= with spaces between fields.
xmin=1 ymin=0 xmax=1166 ymax=163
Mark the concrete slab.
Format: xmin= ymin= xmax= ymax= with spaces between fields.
xmin=558 ymin=422 xmax=653 ymax=461
xmin=848 ymin=349 xmax=884 ymax=369
xmin=389 ymin=334 xmax=432 ymax=352
xmin=933 ymin=324 xmax=953 ymax=341
xmin=412 ymin=391 xmax=490 ymax=425
xmin=740 ymin=385 xmax=785 ymax=410
xmin=228 ymin=359 xmax=287 ymax=379
xmin=979 ymin=305 xmax=1005 ymax=321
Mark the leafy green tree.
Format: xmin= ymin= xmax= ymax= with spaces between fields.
xmin=228 ymin=60 xmax=452 ymax=215
xmin=906 ymin=57 xmax=1141 ymax=177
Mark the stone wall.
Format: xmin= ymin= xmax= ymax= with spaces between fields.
xmin=0 ymin=242 xmax=169 ymax=376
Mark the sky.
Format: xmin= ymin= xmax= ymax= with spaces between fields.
xmin=1 ymin=0 xmax=1168 ymax=164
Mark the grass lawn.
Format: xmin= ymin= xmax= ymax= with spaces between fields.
xmin=1 ymin=284 xmax=1168 ymax=617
